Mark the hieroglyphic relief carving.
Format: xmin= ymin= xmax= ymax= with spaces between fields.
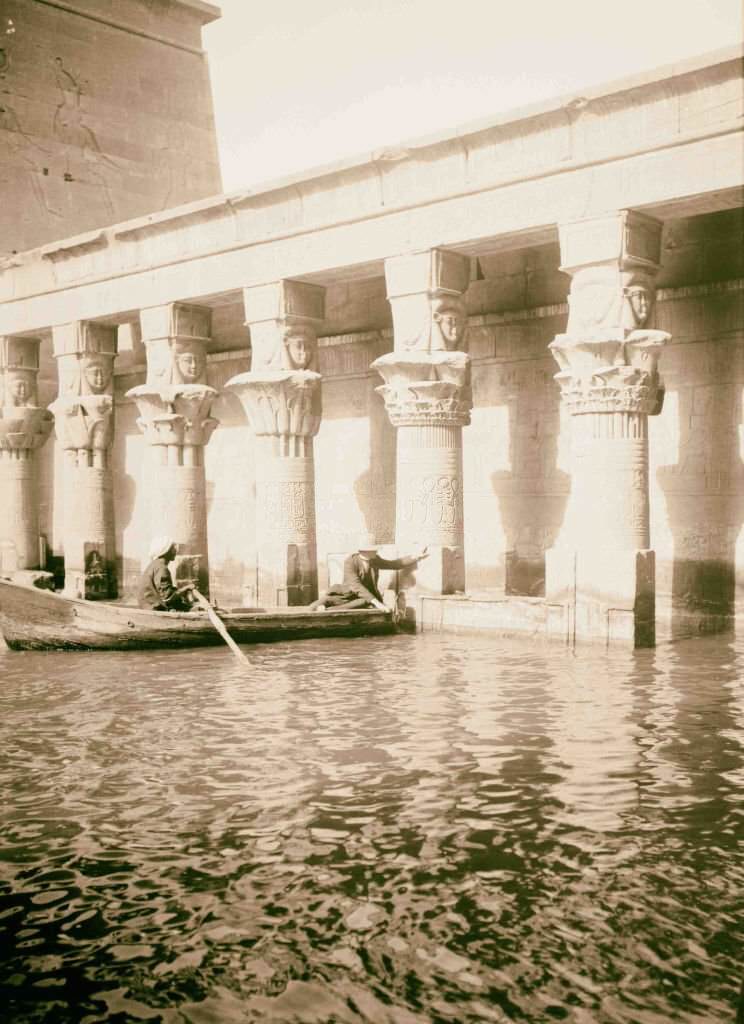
xmin=261 ymin=480 xmax=315 ymax=540
xmin=400 ymin=474 xmax=462 ymax=529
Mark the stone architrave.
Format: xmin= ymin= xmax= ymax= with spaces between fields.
xmin=546 ymin=210 xmax=670 ymax=647
xmin=0 ymin=336 xmax=54 ymax=573
xmin=126 ymin=303 xmax=218 ymax=595
xmin=372 ymin=248 xmax=471 ymax=594
xmin=225 ymin=280 xmax=325 ymax=606
xmin=50 ymin=321 xmax=118 ymax=599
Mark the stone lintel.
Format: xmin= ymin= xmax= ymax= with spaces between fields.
xmin=40 ymin=231 xmax=109 ymax=264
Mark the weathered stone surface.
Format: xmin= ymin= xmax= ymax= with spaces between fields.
xmin=0 ymin=0 xmax=221 ymax=255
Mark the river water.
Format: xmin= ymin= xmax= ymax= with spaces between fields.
xmin=0 ymin=631 xmax=742 ymax=1023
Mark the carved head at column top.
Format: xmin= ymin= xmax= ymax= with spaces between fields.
xmin=431 ymin=295 xmax=467 ymax=351
xmin=566 ymin=266 xmax=658 ymax=338
xmin=81 ymin=355 xmax=112 ymax=394
xmin=173 ymin=340 xmax=207 ymax=385
xmin=3 ymin=368 xmax=37 ymax=408
xmin=621 ymin=278 xmax=655 ymax=330
xmin=281 ymin=323 xmax=318 ymax=371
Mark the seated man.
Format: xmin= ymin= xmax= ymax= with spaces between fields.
xmin=136 ymin=536 xmax=195 ymax=611
xmin=309 ymin=535 xmax=428 ymax=611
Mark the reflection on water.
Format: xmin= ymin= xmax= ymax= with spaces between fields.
xmin=0 ymin=633 xmax=742 ymax=1023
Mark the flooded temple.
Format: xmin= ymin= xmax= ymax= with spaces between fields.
xmin=1 ymin=1 xmax=742 ymax=647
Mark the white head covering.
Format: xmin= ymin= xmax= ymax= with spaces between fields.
xmin=356 ymin=533 xmax=379 ymax=554
xmin=148 ymin=536 xmax=175 ymax=561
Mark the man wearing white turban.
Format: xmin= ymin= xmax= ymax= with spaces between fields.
xmin=136 ymin=537 xmax=194 ymax=611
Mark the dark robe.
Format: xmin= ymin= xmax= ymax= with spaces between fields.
xmin=136 ymin=556 xmax=189 ymax=611
xmin=322 ymin=551 xmax=418 ymax=607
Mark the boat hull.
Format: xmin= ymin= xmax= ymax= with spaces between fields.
xmin=0 ymin=581 xmax=394 ymax=651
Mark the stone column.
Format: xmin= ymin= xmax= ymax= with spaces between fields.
xmin=225 ymin=280 xmax=325 ymax=606
xmin=126 ymin=303 xmax=218 ymax=595
xmin=0 ymin=337 xmax=54 ymax=572
xmin=372 ymin=248 xmax=471 ymax=594
xmin=50 ymin=322 xmax=118 ymax=598
xmin=546 ymin=211 xmax=669 ymax=647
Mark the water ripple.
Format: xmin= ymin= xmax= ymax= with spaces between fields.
xmin=0 ymin=634 xmax=742 ymax=1022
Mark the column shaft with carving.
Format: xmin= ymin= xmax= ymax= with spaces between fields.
xmin=226 ymin=280 xmax=325 ymax=606
xmin=546 ymin=211 xmax=669 ymax=647
xmin=0 ymin=337 xmax=53 ymax=572
xmin=51 ymin=322 xmax=118 ymax=598
xmin=126 ymin=303 xmax=217 ymax=595
xmin=373 ymin=248 xmax=471 ymax=593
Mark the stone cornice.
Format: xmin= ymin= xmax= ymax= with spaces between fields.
xmin=0 ymin=49 xmax=741 ymax=329
xmin=33 ymin=0 xmax=218 ymax=54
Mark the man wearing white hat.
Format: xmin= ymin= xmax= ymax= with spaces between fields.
xmin=136 ymin=536 xmax=195 ymax=611
xmin=308 ymin=534 xmax=428 ymax=611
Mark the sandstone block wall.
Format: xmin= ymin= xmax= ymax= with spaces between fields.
xmin=0 ymin=0 xmax=221 ymax=255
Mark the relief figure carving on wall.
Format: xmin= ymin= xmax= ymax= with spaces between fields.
xmin=0 ymin=98 xmax=61 ymax=221
xmin=52 ymin=57 xmax=119 ymax=218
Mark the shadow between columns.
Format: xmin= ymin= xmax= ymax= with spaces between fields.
xmin=656 ymin=348 xmax=744 ymax=639
xmin=489 ymin=362 xmax=569 ymax=598
xmin=352 ymin=373 xmax=396 ymax=545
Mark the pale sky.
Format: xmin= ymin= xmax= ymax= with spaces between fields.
xmin=203 ymin=0 xmax=742 ymax=194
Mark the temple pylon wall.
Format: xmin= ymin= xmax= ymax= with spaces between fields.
xmin=0 ymin=0 xmax=221 ymax=256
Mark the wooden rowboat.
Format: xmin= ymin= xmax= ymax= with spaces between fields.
xmin=0 ymin=579 xmax=395 ymax=651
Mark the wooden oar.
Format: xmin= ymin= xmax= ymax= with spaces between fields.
xmin=190 ymin=588 xmax=250 ymax=665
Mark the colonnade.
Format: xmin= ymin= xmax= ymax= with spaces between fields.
xmin=0 ymin=210 xmax=671 ymax=644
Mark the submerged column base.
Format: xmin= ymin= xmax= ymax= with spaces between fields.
xmin=546 ymin=547 xmax=656 ymax=648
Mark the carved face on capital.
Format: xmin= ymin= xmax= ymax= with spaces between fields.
xmin=625 ymin=284 xmax=653 ymax=327
xmin=82 ymin=358 xmax=111 ymax=394
xmin=174 ymin=345 xmax=205 ymax=383
xmin=5 ymin=370 xmax=35 ymax=407
xmin=432 ymin=297 xmax=466 ymax=350
xmin=283 ymin=326 xmax=316 ymax=370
